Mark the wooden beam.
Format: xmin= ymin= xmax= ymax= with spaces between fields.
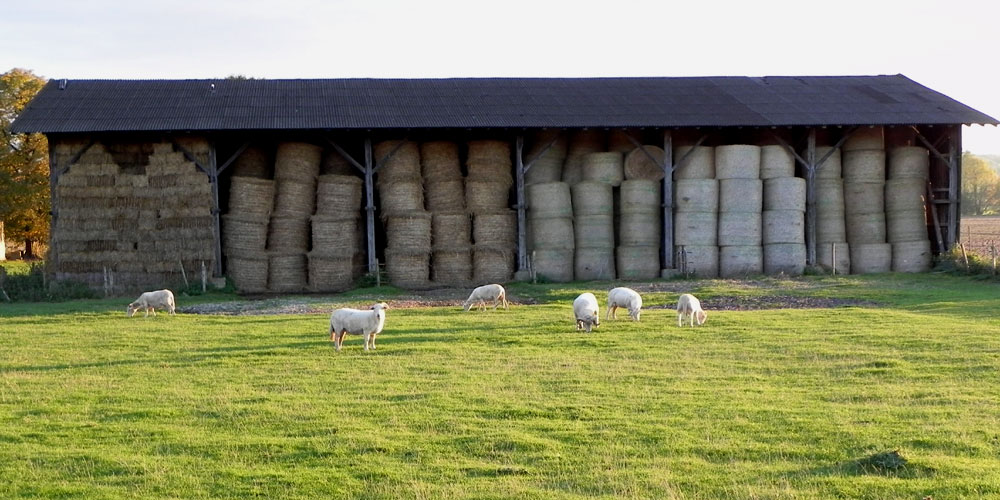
xmin=948 ymin=126 xmax=961 ymax=248
xmin=326 ymin=138 xmax=365 ymax=174
xmin=172 ymin=142 xmax=210 ymax=175
xmin=910 ymin=126 xmax=951 ymax=165
xmin=671 ymin=134 xmax=708 ymax=172
xmin=207 ymin=142 xmax=223 ymax=277
xmin=522 ymin=132 xmax=560 ymax=174
xmin=804 ymin=129 xmax=817 ymax=266
xmin=515 ymin=135 xmax=529 ymax=271
xmin=661 ymin=130 xmax=674 ymax=269
xmin=375 ymin=138 xmax=409 ymax=174
xmin=363 ymin=138 xmax=377 ymax=274
xmin=216 ymin=141 xmax=251 ymax=175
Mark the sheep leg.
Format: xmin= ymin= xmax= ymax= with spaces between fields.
xmin=335 ymin=331 xmax=346 ymax=352
xmin=363 ymin=331 xmax=371 ymax=351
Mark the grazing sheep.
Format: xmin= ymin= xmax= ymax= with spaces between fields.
xmin=462 ymin=284 xmax=509 ymax=312
xmin=573 ymin=292 xmax=600 ymax=333
xmin=329 ymin=302 xmax=388 ymax=352
xmin=676 ymin=293 xmax=708 ymax=327
xmin=126 ymin=289 xmax=176 ymax=318
xmin=606 ymin=287 xmax=643 ymax=321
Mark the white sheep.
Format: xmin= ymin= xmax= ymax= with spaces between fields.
xmin=329 ymin=302 xmax=388 ymax=352
xmin=606 ymin=287 xmax=642 ymax=321
xmin=462 ymin=283 xmax=509 ymax=312
xmin=573 ymin=292 xmax=600 ymax=333
xmin=126 ymin=289 xmax=176 ymax=317
xmin=676 ymin=293 xmax=707 ymax=327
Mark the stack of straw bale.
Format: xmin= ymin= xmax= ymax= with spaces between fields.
xmin=309 ymin=174 xmax=364 ymax=292
xmin=761 ymin=145 xmax=806 ymax=275
xmin=886 ymin=146 xmax=932 ymax=272
xmin=466 ymin=140 xmax=516 ymax=283
xmin=814 ymin=146 xmax=850 ymax=273
xmin=617 ymin=180 xmax=661 ymax=279
xmin=524 ymin=130 xmax=567 ymax=186
xmin=673 ymin=144 xmax=718 ymax=277
xmin=267 ymin=142 xmax=321 ymax=292
xmin=377 ymin=140 xmax=431 ymax=288
xmin=422 ymin=141 xmax=472 ymax=286
xmin=231 ymin=146 xmax=270 ymax=178
xmin=526 ymin=182 xmax=574 ymax=282
xmin=572 ymin=181 xmax=616 ymax=280
xmin=841 ymin=129 xmax=891 ymax=273
xmin=562 ymin=130 xmax=606 ymax=185
xmin=716 ymin=145 xmax=763 ymax=278
xmin=223 ymin=175 xmax=274 ymax=293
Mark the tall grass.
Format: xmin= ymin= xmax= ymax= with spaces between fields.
xmin=1 ymin=274 xmax=999 ymax=499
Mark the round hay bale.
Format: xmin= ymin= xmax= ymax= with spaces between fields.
xmin=763 ymin=243 xmax=806 ymax=275
xmin=563 ymin=130 xmax=607 ymax=185
xmin=231 ymin=147 xmax=270 ymax=178
xmin=424 ymin=179 xmax=466 ymax=212
xmin=718 ymin=211 xmax=762 ymax=246
xmin=624 ymin=145 xmax=666 ymax=181
xmin=673 ymin=145 xmax=715 ymax=179
xmin=420 ymin=141 xmax=461 ymax=181
xmin=715 ymin=145 xmax=761 ymax=179
xmin=433 ymin=212 xmax=472 ymax=248
xmin=267 ymin=215 xmax=310 ymax=252
xmin=572 ymin=181 xmax=614 ymax=216
xmin=527 ymin=182 xmax=572 ymax=219
xmin=676 ymin=244 xmax=719 ymax=278
xmin=530 ymin=248 xmax=574 ymax=282
xmin=619 ymin=212 xmax=660 ymax=247
xmin=321 ymin=150 xmax=354 ymax=176
xmin=850 ymin=242 xmax=891 ymax=274
xmin=719 ymin=179 xmax=763 ymax=213
xmin=310 ymin=215 xmax=360 ymax=256
xmin=308 ymin=252 xmax=355 ymax=292
xmin=432 ymin=248 xmax=472 ymax=286
xmin=574 ymin=247 xmax=616 ymax=281
xmin=763 ymin=177 xmax=805 ymax=211
xmin=268 ymin=253 xmax=308 ymax=292
xmin=528 ymin=130 xmax=568 ymax=158
xmin=616 ymin=245 xmax=660 ymax=280
xmin=228 ymin=177 xmax=275 ymax=216
xmin=843 ymin=127 xmax=884 ymax=151
xmin=846 ymin=212 xmax=887 ymax=244
xmin=315 ymin=175 xmax=363 ymax=216
xmin=814 ymin=146 xmax=843 ymax=179
xmin=886 ymin=210 xmax=928 ymax=243
xmin=222 ymin=213 xmax=269 ymax=256
xmin=227 ymin=254 xmax=269 ymax=293
xmin=385 ymin=211 xmax=432 ymax=252
xmin=574 ymin=214 xmax=615 ymax=249
xmin=385 ymin=248 xmax=430 ymax=289
xmin=467 ymin=161 xmax=513 ymax=188
xmin=273 ymin=178 xmax=317 ymax=216
xmin=892 ymin=240 xmax=932 ymax=273
xmin=888 ymin=146 xmax=929 ymax=180
xmin=719 ymin=245 xmax=764 ymax=278
xmin=675 ymin=212 xmax=718 ymax=246
xmin=581 ymin=152 xmax=624 ymax=186
xmin=378 ymin=181 xmax=425 ymax=214
xmin=816 ymin=242 xmax=851 ymax=274
xmin=608 ymin=129 xmax=641 ymax=153
xmin=374 ymin=140 xmax=421 ymax=184
xmin=816 ymin=179 xmax=845 ymax=211
xmin=816 ymin=211 xmax=847 ymax=243
xmin=760 ymin=145 xmax=795 ymax=179
xmin=525 ymin=156 xmax=564 ymax=186
xmin=529 ymin=217 xmax=575 ymax=250
xmin=762 ymin=210 xmax=804 ymax=244
xmin=885 ymin=178 xmax=926 ymax=213
xmin=274 ymin=142 xmax=321 ymax=182
xmin=843 ymin=182 xmax=885 ymax=215
xmin=674 ymin=179 xmax=718 ymax=212
xmin=473 ymin=244 xmax=515 ymax=283
xmin=465 ymin=180 xmax=510 ymax=213
xmin=472 ymin=211 xmax=515 ymax=246
xmin=842 ymin=150 xmax=886 ymax=183
xmin=467 ymin=140 xmax=511 ymax=166
xmin=619 ymin=180 xmax=661 ymax=214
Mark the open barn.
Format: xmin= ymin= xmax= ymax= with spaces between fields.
xmin=11 ymin=76 xmax=998 ymax=293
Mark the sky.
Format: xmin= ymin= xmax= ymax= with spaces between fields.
xmin=3 ymin=0 xmax=999 ymax=154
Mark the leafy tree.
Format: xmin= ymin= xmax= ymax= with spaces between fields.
xmin=962 ymin=152 xmax=1000 ymax=216
xmin=0 ymin=68 xmax=49 ymax=258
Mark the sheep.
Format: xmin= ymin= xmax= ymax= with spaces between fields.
xmin=329 ymin=302 xmax=389 ymax=352
xmin=126 ymin=289 xmax=176 ymax=317
xmin=606 ymin=287 xmax=642 ymax=321
xmin=676 ymin=293 xmax=708 ymax=327
xmin=573 ymin=292 xmax=600 ymax=333
xmin=462 ymin=283 xmax=509 ymax=312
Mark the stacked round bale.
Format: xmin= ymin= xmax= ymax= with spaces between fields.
xmin=673 ymin=145 xmax=718 ymax=277
xmin=527 ymin=182 xmax=575 ymax=282
xmin=842 ymin=128 xmax=891 ymax=273
xmin=310 ymin=173 xmax=363 ymax=292
xmin=561 ymin=130 xmax=606 ymax=185
xmin=466 ymin=140 xmax=516 ymax=284
xmin=267 ymin=142 xmax=321 ymax=292
xmin=572 ymin=181 xmax=616 ymax=280
xmin=717 ymin=145 xmax=764 ymax=277
xmin=230 ymin=146 xmax=270 ymax=178
xmin=814 ymin=146 xmax=851 ymax=273
xmin=617 ymin=179 xmax=662 ymax=279
xmin=224 ymin=172 xmax=274 ymax=293
xmin=524 ymin=130 xmax=567 ymax=186
xmin=886 ymin=146 xmax=932 ymax=272
xmin=422 ymin=141 xmax=472 ymax=287
xmin=761 ymin=145 xmax=806 ymax=275
xmin=376 ymin=140 xmax=431 ymax=289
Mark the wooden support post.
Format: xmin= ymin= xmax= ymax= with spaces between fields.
xmin=948 ymin=127 xmax=961 ymax=249
xmin=208 ymin=143 xmax=223 ymax=277
xmin=662 ymin=130 xmax=674 ymax=269
xmin=804 ymin=130 xmax=818 ymax=266
xmin=363 ymin=138 xmax=377 ymax=275
xmin=515 ymin=135 xmax=529 ymax=271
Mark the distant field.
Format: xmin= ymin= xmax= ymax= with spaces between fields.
xmin=2 ymin=274 xmax=999 ymax=499
xmin=961 ymin=215 xmax=1000 ymax=256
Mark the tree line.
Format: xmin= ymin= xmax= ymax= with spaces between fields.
xmin=1 ymin=68 xmax=48 ymax=260
xmin=962 ymin=152 xmax=1000 ymax=216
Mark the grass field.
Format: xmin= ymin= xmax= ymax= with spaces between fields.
xmin=1 ymin=274 xmax=999 ymax=499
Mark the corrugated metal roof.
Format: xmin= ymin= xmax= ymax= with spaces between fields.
xmin=11 ymin=75 xmax=998 ymax=134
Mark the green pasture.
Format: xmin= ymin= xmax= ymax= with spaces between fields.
xmin=1 ymin=273 xmax=999 ymax=499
